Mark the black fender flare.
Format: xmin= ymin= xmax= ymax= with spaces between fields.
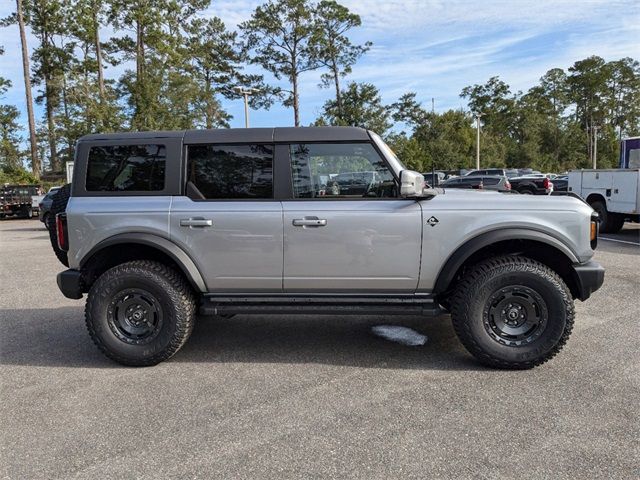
xmin=80 ymin=233 xmax=207 ymax=292
xmin=433 ymin=228 xmax=579 ymax=295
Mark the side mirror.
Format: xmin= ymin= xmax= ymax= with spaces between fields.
xmin=399 ymin=170 xmax=425 ymax=197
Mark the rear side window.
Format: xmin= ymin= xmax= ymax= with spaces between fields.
xmin=86 ymin=144 xmax=166 ymax=192
xmin=187 ymin=144 xmax=273 ymax=199
xmin=482 ymin=177 xmax=500 ymax=185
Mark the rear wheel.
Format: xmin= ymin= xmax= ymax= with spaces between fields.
xmin=85 ymin=260 xmax=196 ymax=366
xmin=450 ymin=256 xmax=574 ymax=369
xmin=591 ymin=200 xmax=624 ymax=233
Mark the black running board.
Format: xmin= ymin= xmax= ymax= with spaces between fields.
xmin=200 ymin=293 xmax=444 ymax=316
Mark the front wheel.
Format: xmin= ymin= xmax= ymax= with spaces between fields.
xmin=85 ymin=260 xmax=196 ymax=366
xmin=450 ymin=256 xmax=574 ymax=369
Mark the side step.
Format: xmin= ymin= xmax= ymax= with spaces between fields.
xmin=200 ymin=293 xmax=444 ymax=316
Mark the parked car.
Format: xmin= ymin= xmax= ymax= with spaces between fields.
xmin=509 ymin=176 xmax=554 ymax=195
xmin=38 ymin=186 xmax=62 ymax=228
xmin=422 ymin=171 xmax=446 ymax=187
xmin=465 ymin=168 xmax=510 ymax=177
xmin=441 ymin=175 xmax=511 ymax=192
xmin=52 ymin=126 xmax=603 ymax=369
xmin=551 ymin=176 xmax=568 ymax=193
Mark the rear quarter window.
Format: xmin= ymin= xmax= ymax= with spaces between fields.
xmin=86 ymin=144 xmax=166 ymax=192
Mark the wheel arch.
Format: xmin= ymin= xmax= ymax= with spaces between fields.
xmin=79 ymin=233 xmax=207 ymax=293
xmin=585 ymin=193 xmax=606 ymax=207
xmin=433 ymin=229 xmax=581 ymax=300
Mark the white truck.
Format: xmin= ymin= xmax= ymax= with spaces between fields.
xmin=568 ymin=137 xmax=640 ymax=233
xmin=568 ymin=169 xmax=640 ymax=233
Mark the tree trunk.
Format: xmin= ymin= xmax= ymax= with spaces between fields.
xmin=16 ymin=0 xmax=40 ymax=179
xmin=41 ymin=5 xmax=59 ymax=171
xmin=292 ymin=72 xmax=300 ymax=127
xmin=134 ymin=20 xmax=144 ymax=128
xmin=93 ymin=4 xmax=105 ymax=102
xmin=332 ymin=59 xmax=342 ymax=121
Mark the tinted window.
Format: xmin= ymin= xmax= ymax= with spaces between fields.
xmin=86 ymin=144 xmax=166 ymax=192
xmin=290 ymin=143 xmax=395 ymax=198
xmin=187 ymin=144 xmax=273 ymax=199
xmin=482 ymin=177 xmax=500 ymax=185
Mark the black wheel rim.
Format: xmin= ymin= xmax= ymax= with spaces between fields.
xmin=483 ymin=285 xmax=548 ymax=347
xmin=107 ymin=288 xmax=163 ymax=345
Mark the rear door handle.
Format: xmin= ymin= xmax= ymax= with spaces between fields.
xmin=292 ymin=217 xmax=327 ymax=227
xmin=180 ymin=218 xmax=213 ymax=228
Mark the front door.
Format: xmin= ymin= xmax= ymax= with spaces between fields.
xmin=170 ymin=143 xmax=283 ymax=292
xmin=282 ymin=142 xmax=422 ymax=292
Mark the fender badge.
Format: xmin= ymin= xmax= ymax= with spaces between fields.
xmin=427 ymin=216 xmax=439 ymax=227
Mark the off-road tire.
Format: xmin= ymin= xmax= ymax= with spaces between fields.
xmin=450 ymin=255 xmax=575 ymax=369
xmin=47 ymin=184 xmax=71 ymax=266
xmin=85 ymin=260 xmax=196 ymax=366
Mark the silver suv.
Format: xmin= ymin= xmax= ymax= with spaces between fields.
xmin=54 ymin=127 xmax=604 ymax=369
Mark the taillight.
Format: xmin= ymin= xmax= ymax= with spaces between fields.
xmin=543 ymin=177 xmax=551 ymax=189
xmin=56 ymin=213 xmax=68 ymax=251
xmin=505 ymin=181 xmax=511 ymax=190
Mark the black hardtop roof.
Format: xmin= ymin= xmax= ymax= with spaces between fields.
xmin=78 ymin=126 xmax=371 ymax=144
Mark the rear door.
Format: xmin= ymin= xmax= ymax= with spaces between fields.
xmin=170 ymin=143 xmax=283 ymax=292
xmin=282 ymin=142 xmax=422 ymax=292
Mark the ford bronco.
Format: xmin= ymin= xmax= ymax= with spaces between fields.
xmin=53 ymin=127 xmax=604 ymax=368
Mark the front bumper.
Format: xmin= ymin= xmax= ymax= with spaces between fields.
xmin=572 ymin=260 xmax=605 ymax=301
xmin=57 ymin=269 xmax=83 ymax=299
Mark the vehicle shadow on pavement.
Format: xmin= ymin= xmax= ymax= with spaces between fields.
xmin=0 ymin=307 xmax=482 ymax=371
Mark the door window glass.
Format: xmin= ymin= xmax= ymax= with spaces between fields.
xmin=187 ymin=144 xmax=273 ymax=199
xmin=86 ymin=144 xmax=166 ymax=192
xmin=290 ymin=143 xmax=395 ymax=198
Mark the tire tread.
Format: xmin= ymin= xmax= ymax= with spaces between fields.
xmin=85 ymin=260 xmax=196 ymax=366
xmin=450 ymin=255 xmax=575 ymax=369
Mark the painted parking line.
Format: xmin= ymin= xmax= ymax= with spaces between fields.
xmin=599 ymin=236 xmax=640 ymax=246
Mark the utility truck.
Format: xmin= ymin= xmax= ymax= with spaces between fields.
xmin=568 ymin=137 xmax=640 ymax=233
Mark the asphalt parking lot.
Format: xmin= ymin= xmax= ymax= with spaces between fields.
xmin=1 ymin=219 xmax=638 ymax=479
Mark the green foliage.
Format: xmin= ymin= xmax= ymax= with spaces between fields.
xmin=0 ymin=164 xmax=38 ymax=184
xmin=316 ymin=82 xmax=392 ymax=134
xmin=241 ymin=0 xmax=319 ymax=126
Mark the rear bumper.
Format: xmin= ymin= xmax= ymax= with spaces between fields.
xmin=572 ymin=260 xmax=605 ymax=301
xmin=57 ymin=269 xmax=83 ymax=299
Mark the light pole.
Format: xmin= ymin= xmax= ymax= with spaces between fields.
xmin=474 ymin=112 xmax=483 ymax=170
xmin=234 ymin=87 xmax=259 ymax=128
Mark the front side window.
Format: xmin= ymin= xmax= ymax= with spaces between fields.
xmin=290 ymin=143 xmax=396 ymax=198
xmin=86 ymin=144 xmax=166 ymax=192
xmin=187 ymin=144 xmax=273 ymax=199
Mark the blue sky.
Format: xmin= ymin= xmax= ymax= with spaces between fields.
xmin=1 ymin=0 xmax=639 ymax=131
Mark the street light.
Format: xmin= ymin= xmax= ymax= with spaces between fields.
xmin=234 ymin=86 xmax=260 ymax=128
xmin=474 ymin=112 xmax=484 ymax=170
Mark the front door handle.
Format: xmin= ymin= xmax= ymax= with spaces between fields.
xmin=180 ymin=218 xmax=213 ymax=228
xmin=292 ymin=217 xmax=327 ymax=227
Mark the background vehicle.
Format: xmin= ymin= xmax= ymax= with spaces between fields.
xmin=552 ymin=176 xmax=568 ymax=192
xmin=509 ymin=176 xmax=553 ymax=195
xmin=568 ymin=169 xmax=639 ymax=232
xmin=465 ymin=168 xmax=509 ymax=177
xmin=422 ymin=171 xmax=446 ymax=187
xmin=38 ymin=186 xmax=62 ymax=228
xmin=441 ymin=175 xmax=511 ymax=191
xmin=53 ymin=127 xmax=603 ymax=370
xmin=0 ymin=184 xmax=41 ymax=219
xmin=619 ymin=137 xmax=640 ymax=168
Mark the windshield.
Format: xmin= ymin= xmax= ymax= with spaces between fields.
xmin=369 ymin=131 xmax=406 ymax=174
